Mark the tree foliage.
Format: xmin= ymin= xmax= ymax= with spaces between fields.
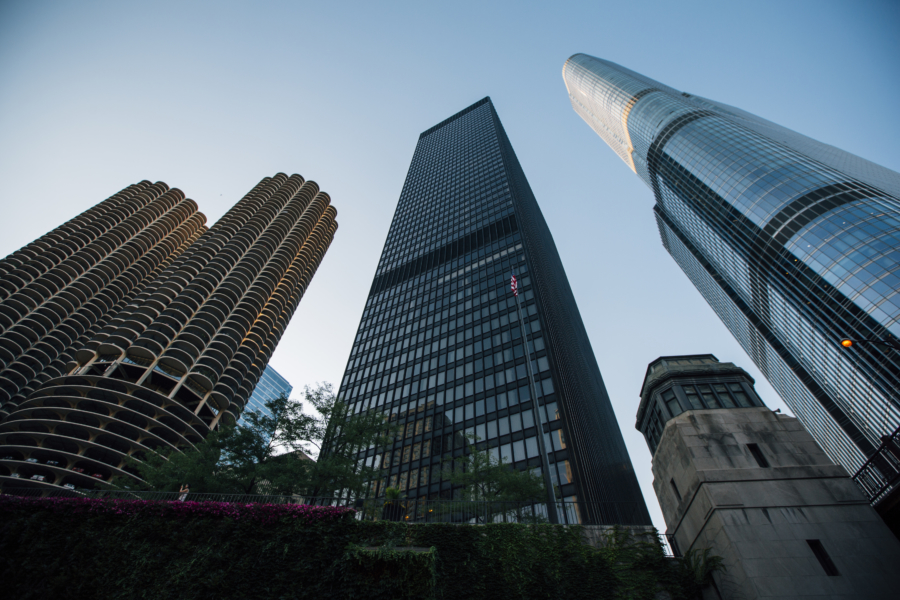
xmin=444 ymin=435 xmax=546 ymax=503
xmin=130 ymin=382 xmax=397 ymax=497
xmin=134 ymin=426 xmax=232 ymax=493
xmin=304 ymin=382 xmax=398 ymax=497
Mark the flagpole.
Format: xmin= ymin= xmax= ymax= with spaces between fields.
xmin=512 ymin=271 xmax=559 ymax=524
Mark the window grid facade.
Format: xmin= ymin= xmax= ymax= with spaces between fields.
xmin=565 ymin=54 xmax=900 ymax=472
xmin=239 ymin=364 xmax=292 ymax=422
xmin=334 ymin=98 xmax=650 ymax=525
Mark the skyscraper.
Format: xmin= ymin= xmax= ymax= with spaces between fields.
xmin=0 ymin=174 xmax=337 ymax=491
xmin=335 ymin=97 xmax=650 ymax=525
xmin=563 ymin=53 xmax=900 ymax=472
xmin=0 ymin=181 xmax=207 ymax=419
xmin=239 ymin=364 xmax=293 ymax=423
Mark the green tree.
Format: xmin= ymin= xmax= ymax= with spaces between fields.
xmin=132 ymin=426 xmax=232 ymax=493
xmin=306 ymin=383 xmax=399 ymax=497
xmin=128 ymin=391 xmax=313 ymax=495
xmin=213 ymin=390 xmax=316 ymax=495
xmin=442 ymin=435 xmax=548 ymax=522
xmin=129 ymin=382 xmax=396 ymax=497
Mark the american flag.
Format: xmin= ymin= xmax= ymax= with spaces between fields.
xmin=510 ymin=273 xmax=518 ymax=297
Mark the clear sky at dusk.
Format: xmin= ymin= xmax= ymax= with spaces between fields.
xmin=1 ymin=0 xmax=897 ymax=531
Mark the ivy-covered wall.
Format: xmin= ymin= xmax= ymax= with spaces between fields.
xmin=0 ymin=497 xmax=701 ymax=599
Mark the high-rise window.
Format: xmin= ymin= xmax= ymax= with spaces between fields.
xmin=240 ymin=365 xmax=293 ymax=423
xmin=331 ymin=98 xmax=650 ymax=525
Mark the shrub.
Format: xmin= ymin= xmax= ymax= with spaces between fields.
xmin=0 ymin=496 xmax=703 ymax=600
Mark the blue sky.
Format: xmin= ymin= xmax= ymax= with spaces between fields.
xmin=1 ymin=0 xmax=897 ymax=531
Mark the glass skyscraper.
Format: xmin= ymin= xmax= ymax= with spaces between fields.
xmin=335 ymin=97 xmax=650 ymax=525
xmin=240 ymin=364 xmax=292 ymax=422
xmin=563 ymin=54 xmax=900 ymax=473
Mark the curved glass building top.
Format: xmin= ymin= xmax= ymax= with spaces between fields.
xmin=564 ymin=54 xmax=900 ymax=473
xmin=563 ymin=54 xmax=900 ymax=200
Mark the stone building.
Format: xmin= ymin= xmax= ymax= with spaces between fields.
xmin=637 ymin=354 xmax=900 ymax=599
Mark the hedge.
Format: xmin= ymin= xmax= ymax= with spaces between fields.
xmin=0 ymin=496 xmax=702 ymax=599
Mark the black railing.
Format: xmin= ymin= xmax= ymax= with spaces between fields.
xmin=663 ymin=533 xmax=681 ymax=557
xmin=852 ymin=423 xmax=900 ymax=505
xmin=0 ymin=486 xmax=648 ymax=526
xmin=354 ymin=497 xmax=647 ymax=526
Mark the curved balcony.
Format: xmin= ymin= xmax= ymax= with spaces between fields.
xmin=0 ymin=438 xmax=142 ymax=490
xmin=0 ymin=369 xmax=211 ymax=490
xmin=0 ymin=428 xmax=145 ymax=487
xmin=177 ymin=328 xmax=208 ymax=351
xmin=130 ymin=336 xmax=164 ymax=358
xmin=187 ymin=315 xmax=217 ymax=339
xmin=207 ymin=389 xmax=232 ymax=418
xmin=209 ymin=330 xmax=239 ymax=355
xmin=1 ymin=175 xmax=335 ymax=493
xmin=166 ymin=340 xmax=200 ymax=363
xmin=192 ymin=349 xmax=223 ymax=378
xmin=133 ymin=305 xmax=160 ymax=323
xmin=186 ymin=368 xmax=216 ymax=393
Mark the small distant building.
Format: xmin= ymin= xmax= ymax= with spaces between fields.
xmin=239 ymin=365 xmax=293 ymax=423
xmin=637 ymin=354 xmax=900 ymax=600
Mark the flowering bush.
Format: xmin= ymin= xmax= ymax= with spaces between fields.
xmin=0 ymin=495 xmax=355 ymax=525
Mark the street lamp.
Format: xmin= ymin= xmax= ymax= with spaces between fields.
xmin=840 ymin=338 xmax=900 ymax=351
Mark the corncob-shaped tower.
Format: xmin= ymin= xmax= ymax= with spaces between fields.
xmin=0 ymin=174 xmax=337 ymax=491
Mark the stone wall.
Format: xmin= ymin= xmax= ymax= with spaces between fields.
xmin=652 ymin=406 xmax=900 ymax=599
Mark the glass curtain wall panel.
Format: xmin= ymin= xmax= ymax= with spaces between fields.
xmin=563 ymin=53 xmax=900 ymax=473
xmin=332 ymin=98 xmax=651 ymax=525
xmin=239 ymin=364 xmax=292 ymax=422
xmin=0 ymin=174 xmax=337 ymax=492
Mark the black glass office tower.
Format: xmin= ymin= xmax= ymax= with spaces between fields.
xmin=563 ymin=54 xmax=900 ymax=475
xmin=337 ymin=97 xmax=650 ymax=525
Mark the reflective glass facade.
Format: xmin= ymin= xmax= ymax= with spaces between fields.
xmin=240 ymin=364 xmax=292 ymax=422
xmin=335 ymin=97 xmax=650 ymax=525
xmin=564 ymin=54 xmax=900 ymax=472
